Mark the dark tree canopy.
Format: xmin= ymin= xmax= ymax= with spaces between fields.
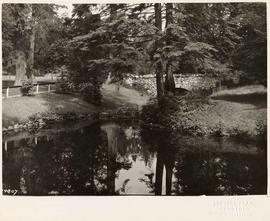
xmin=2 ymin=3 xmax=267 ymax=101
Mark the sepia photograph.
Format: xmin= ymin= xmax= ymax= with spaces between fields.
xmin=2 ymin=1 xmax=267 ymax=198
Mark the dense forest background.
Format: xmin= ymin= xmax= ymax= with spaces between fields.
xmin=2 ymin=3 xmax=267 ymax=102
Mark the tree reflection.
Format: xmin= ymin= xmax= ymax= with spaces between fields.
xmin=141 ymin=128 xmax=176 ymax=195
xmin=3 ymin=122 xmax=136 ymax=195
xmin=101 ymin=123 xmax=129 ymax=194
xmin=141 ymin=128 xmax=267 ymax=196
xmin=2 ymin=122 xmax=267 ymax=195
xmin=172 ymin=150 xmax=267 ymax=195
xmin=155 ymin=146 xmax=175 ymax=195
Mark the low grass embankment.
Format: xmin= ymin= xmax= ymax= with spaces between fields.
xmin=2 ymin=93 xmax=100 ymax=128
xmin=2 ymin=83 xmax=150 ymax=129
xmin=141 ymin=85 xmax=267 ymax=142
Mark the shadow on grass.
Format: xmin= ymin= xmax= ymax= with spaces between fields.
xmin=211 ymin=92 xmax=267 ymax=108
xmin=39 ymin=93 xmax=100 ymax=114
xmin=101 ymin=93 xmax=139 ymax=110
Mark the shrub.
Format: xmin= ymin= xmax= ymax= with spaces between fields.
xmin=61 ymin=112 xmax=79 ymax=121
xmin=256 ymin=119 xmax=267 ymax=145
xmin=228 ymin=127 xmax=250 ymax=140
xmin=20 ymin=80 xmax=34 ymax=96
xmin=141 ymin=99 xmax=160 ymax=124
xmin=141 ymin=92 xmax=209 ymax=135
xmin=55 ymin=78 xmax=75 ymax=94
xmin=78 ymin=82 xmax=102 ymax=105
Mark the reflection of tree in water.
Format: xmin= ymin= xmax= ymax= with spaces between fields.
xmin=3 ymin=122 xmax=266 ymax=195
xmin=122 ymin=124 xmax=153 ymax=165
xmin=101 ymin=123 xmax=130 ymax=194
xmin=100 ymin=122 xmax=154 ymax=194
xmin=3 ymin=122 xmax=141 ymax=195
xmin=3 ymin=138 xmax=44 ymax=195
xmin=141 ymin=128 xmax=177 ymax=195
xmin=141 ymin=128 xmax=267 ymax=195
xmin=172 ymin=150 xmax=267 ymax=195
xmin=42 ymin=122 xmax=132 ymax=195
xmin=172 ymin=151 xmax=220 ymax=195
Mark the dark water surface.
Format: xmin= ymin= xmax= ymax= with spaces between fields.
xmin=2 ymin=121 xmax=267 ymax=195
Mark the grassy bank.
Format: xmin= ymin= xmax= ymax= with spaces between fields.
xmin=2 ymin=93 xmax=100 ymax=128
xmin=141 ymin=85 xmax=267 ymax=140
xmin=3 ymin=82 xmax=266 ymax=141
xmin=2 ymin=84 xmax=149 ymax=128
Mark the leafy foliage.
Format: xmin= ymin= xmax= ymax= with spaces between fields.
xmin=55 ymin=78 xmax=75 ymax=94
xmin=141 ymin=92 xmax=209 ymax=134
xmin=7 ymin=3 xmax=265 ymax=102
xmin=20 ymin=79 xmax=34 ymax=96
xmin=231 ymin=3 xmax=267 ymax=85
xmin=78 ymin=82 xmax=102 ymax=105
xmin=2 ymin=3 xmax=67 ymax=87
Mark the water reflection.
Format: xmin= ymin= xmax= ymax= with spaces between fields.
xmin=2 ymin=121 xmax=267 ymax=195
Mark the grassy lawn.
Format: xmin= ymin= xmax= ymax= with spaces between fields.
xmin=2 ymin=93 xmax=100 ymax=128
xmin=101 ymin=84 xmax=149 ymax=110
xmin=142 ymin=84 xmax=266 ymax=138
xmin=2 ymin=84 xmax=150 ymax=128
xmin=2 ymin=83 xmax=265 ymax=138
xmin=197 ymin=85 xmax=267 ymax=137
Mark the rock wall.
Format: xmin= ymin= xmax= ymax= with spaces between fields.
xmin=174 ymin=74 xmax=218 ymax=91
xmin=124 ymin=74 xmax=220 ymax=96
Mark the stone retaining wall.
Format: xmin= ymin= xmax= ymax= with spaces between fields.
xmin=124 ymin=74 xmax=221 ymax=96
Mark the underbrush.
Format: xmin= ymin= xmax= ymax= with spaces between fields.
xmin=56 ymin=79 xmax=102 ymax=105
xmin=79 ymin=82 xmax=102 ymax=105
xmin=21 ymin=80 xmax=34 ymax=96
xmin=255 ymin=118 xmax=267 ymax=145
xmin=100 ymin=106 xmax=140 ymax=120
xmin=141 ymin=91 xmax=210 ymax=135
xmin=56 ymin=78 xmax=75 ymax=94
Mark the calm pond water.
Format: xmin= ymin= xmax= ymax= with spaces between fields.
xmin=2 ymin=121 xmax=267 ymax=196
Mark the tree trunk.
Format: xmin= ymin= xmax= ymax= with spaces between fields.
xmin=154 ymin=3 xmax=162 ymax=30
xmin=28 ymin=26 xmax=35 ymax=79
xmin=156 ymin=60 xmax=164 ymax=103
xmin=165 ymin=160 xmax=174 ymax=195
xmin=28 ymin=4 xmax=35 ymax=80
xmin=164 ymin=3 xmax=176 ymax=94
xmin=109 ymin=4 xmax=117 ymax=87
xmin=155 ymin=152 xmax=164 ymax=195
xmin=154 ymin=3 xmax=164 ymax=103
xmin=14 ymin=51 xmax=27 ymax=85
xmin=165 ymin=3 xmax=173 ymax=28
xmin=164 ymin=61 xmax=175 ymax=94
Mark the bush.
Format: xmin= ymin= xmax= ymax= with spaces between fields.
xmin=141 ymin=92 xmax=209 ymax=135
xmin=55 ymin=78 xmax=75 ymax=94
xmin=55 ymin=78 xmax=103 ymax=105
xmin=78 ymin=82 xmax=102 ymax=105
xmin=256 ymin=119 xmax=267 ymax=145
xmin=20 ymin=80 xmax=34 ymax=96
xmin=141 ymin=99 xmax=161 ymax=124
xmin=228 ymin=127 xmax=250 ymax=140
